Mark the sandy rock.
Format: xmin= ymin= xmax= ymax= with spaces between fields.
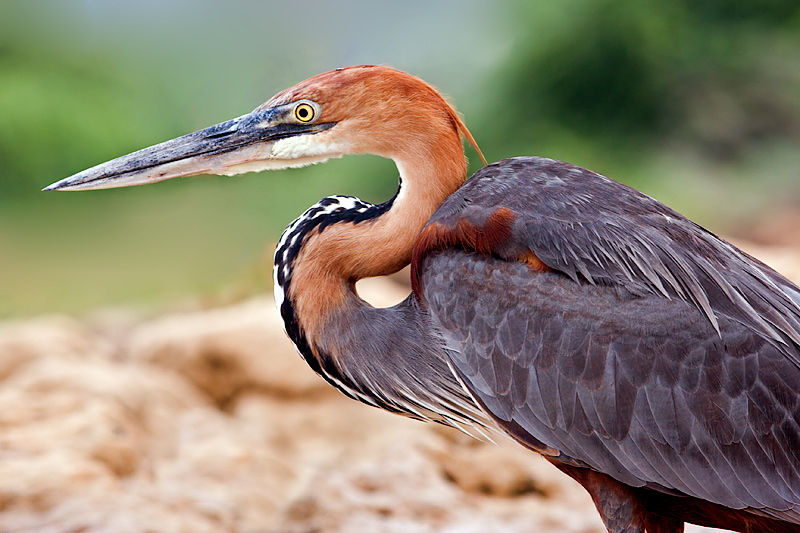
xmin=0 ymin=352 xmax=211 ymax=528
xmin=356 ymin=274 xmax=412 ymax=308
xmin=0 ymin=392 xmax=145 ymax=477
xmin=0 ymin=356 xmax=207 ymax=450
xmin=126 ymin=278 xmax=413 ymax=406
xmin=127 ymin=297 xmax=326 ymax=405
xmin=231 ymin=390 xmax=432 ymax=477
xmin=0 ymin=315 xmax=107 ymax=381
xmin=0 ymin=381 xmax=295 ymax=532
xmin=0 ymin=359 xmax=150 ymax=476
xmin=0 ymin=451 xmax=119 ymax=514
xmin=274 ymin=444 xmax=460 ymax=533
xmin=434 ymin=434 xmax=549 ymax=497
xmin=271 ymin=428 xmax=606 ymax=533
xmin=0 ymin=266 xmax=795 ymax=531
xmin=144 ymin=406 xmax=297 ymax=532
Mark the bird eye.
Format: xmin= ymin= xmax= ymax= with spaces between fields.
xmin=294 ymin=103 xmax=315 ymax=123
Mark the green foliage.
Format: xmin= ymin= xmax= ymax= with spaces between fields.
xmin=0 ymin=50 xmax=185 ymax=201
xmin=482 ymin=0 xmax=800 ymax=164
xmin=1 ymin=1 xmax=798 ymax=317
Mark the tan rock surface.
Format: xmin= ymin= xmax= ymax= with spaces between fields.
xmin=0 ymin=243 xmax=797 ymax=532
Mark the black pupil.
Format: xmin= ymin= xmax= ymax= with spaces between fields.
xmin=298 ymin=106 xmax=309 ymax=119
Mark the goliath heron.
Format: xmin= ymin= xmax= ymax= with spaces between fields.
xmin=46 ymin=66 xmax=800 ymax=532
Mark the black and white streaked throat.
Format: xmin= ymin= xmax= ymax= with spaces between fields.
xmin=273 ymin=193 xmax=395 ymax=373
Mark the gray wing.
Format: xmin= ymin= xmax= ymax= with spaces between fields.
xmin=420 ymin=157 xmax=800 ymax=520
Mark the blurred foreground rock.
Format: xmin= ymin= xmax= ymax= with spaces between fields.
xmin=1 ymin=243 xmax=797 ymax=532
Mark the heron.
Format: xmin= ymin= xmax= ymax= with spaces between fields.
xmin=45 ymin=65 xmax=800 ymax=533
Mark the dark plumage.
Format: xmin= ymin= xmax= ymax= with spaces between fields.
xmin=417 ymin=157 xmax=800 ymax=531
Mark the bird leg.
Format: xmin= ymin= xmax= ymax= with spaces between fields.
xmin=548 ymin=460 xmax=683 ymax=533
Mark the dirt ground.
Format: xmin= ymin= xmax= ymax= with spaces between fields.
xmin=1 ymin=238 xmax=799 ymax=533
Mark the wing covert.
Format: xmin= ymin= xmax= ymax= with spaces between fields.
xmin=417 ymin=157 xmax=800 ymax=521
xmin=422 ymin=157 xmax=800 ymax=359
xmin=424 ymin=250 xmax=800 ymax=518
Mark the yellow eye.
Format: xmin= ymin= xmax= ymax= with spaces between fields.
xmin=294 ymin=103 xmax=315 ymax=123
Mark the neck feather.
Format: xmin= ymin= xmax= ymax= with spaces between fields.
xmin=280 ymin=134 xmax=467 ymax=349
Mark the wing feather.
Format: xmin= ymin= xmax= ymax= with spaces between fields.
xmin=419 ymin=157 xmax=800 ymax=522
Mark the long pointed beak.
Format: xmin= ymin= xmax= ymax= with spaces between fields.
xmin=43 ymin=107 xmax=335 ymax=191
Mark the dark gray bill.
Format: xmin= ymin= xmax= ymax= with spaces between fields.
xmin=43 ymin=107 xmax=334 ymax=191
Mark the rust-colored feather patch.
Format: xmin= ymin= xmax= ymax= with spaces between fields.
xmin=411 ymin=208 xmax=549 ymax=299
xmin=517 ymin=250 xmax=550 ymax=273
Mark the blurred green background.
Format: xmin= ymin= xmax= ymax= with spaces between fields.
xmin=1 ymin=0 xmax=799 ymax=318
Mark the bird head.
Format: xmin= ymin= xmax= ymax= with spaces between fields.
xmin=44 ymin=65 xmax=483 ymax=192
